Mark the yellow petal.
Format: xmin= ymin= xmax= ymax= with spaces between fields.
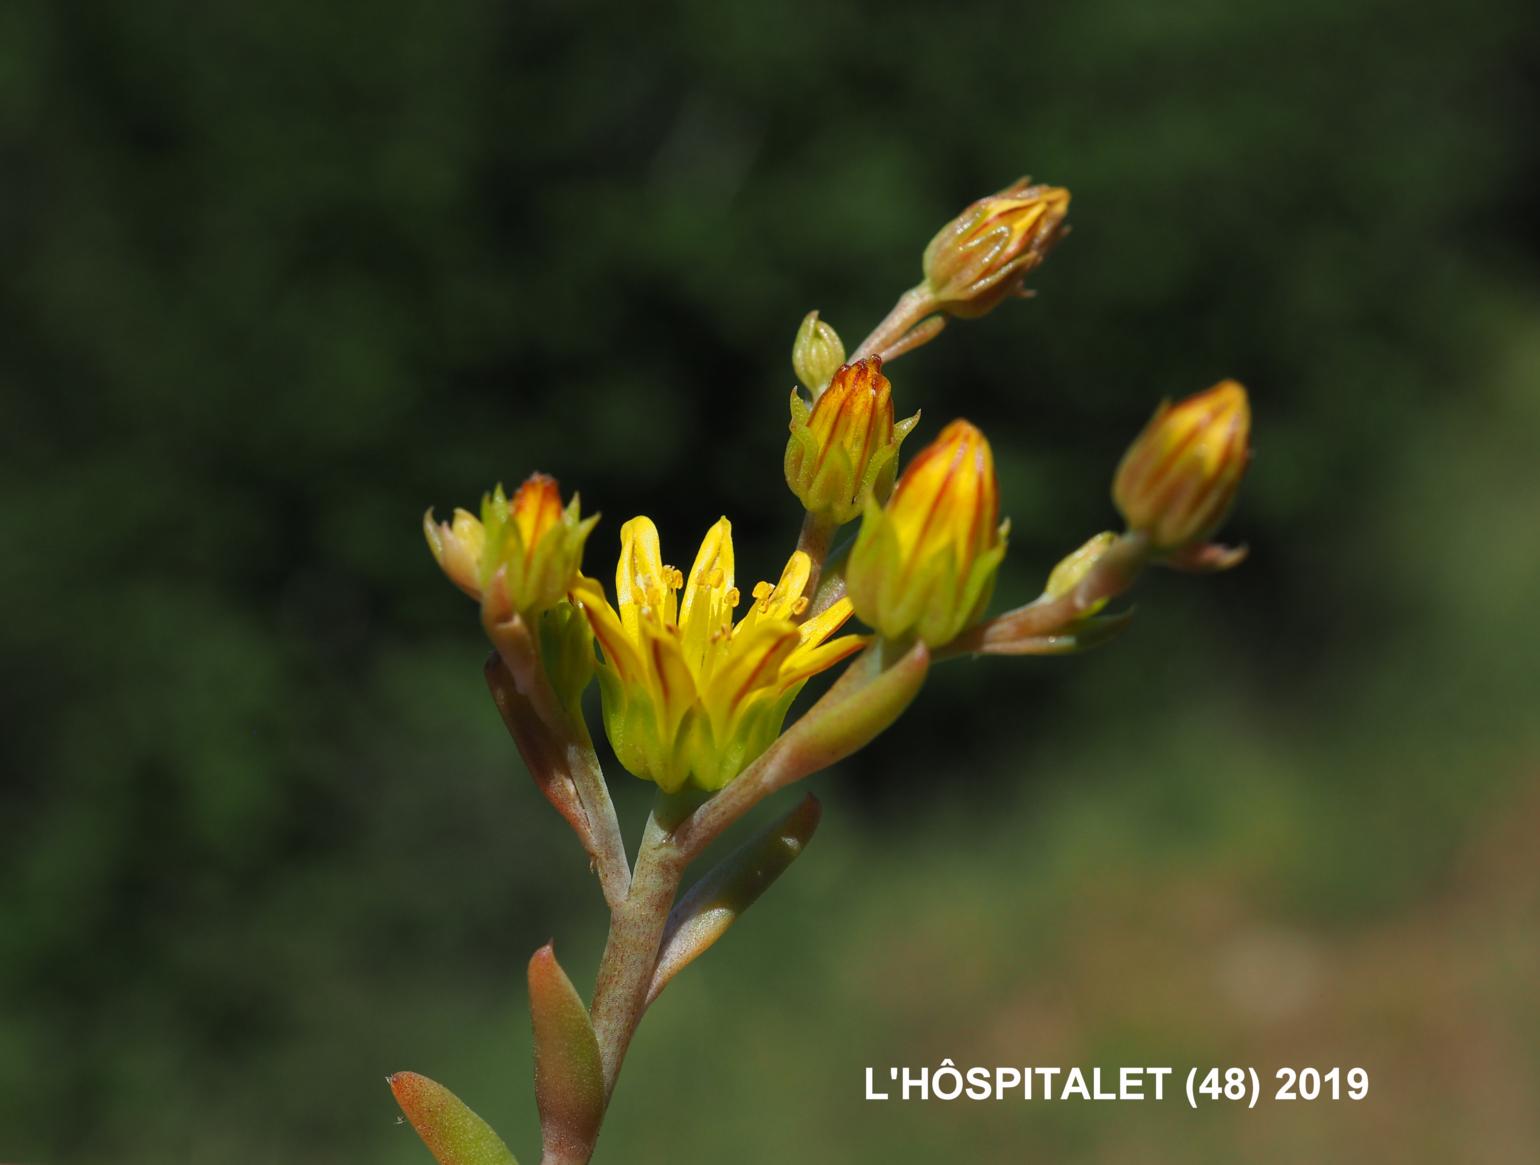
xmin=708 ymin=620 xmax=801 ymax=730
xmin=572 ymin=576 xmax=645 ymax=685
xmin=678 ymin=517 xmax=737 ymax=670
xmin=616 ymin=516 xmax=678 ymax=639
xmin=796 ymin=593 xmax=854 ymax=647
xmin=777 ymin=632 xmax=866 ymax=692
xmin=638 ymin=617 xmax=699 ymax=740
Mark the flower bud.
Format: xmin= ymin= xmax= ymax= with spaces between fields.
xmin=791 ymin=310 xmax=846 ymax=395
xmin=1113 ymin=380 xmax=1251 ymax=553
xmin=922 ymin=178 xmax=1069 ymax=319
xmin=1044 ymin=531 xmax=1119 ymax=613
xmin=423 ymin=473 xmax=599 ymax=616
xmin=846 ymin=419 xmax=1009 ymax=646
xmin=784 ymin=357 xmax=920 ymax=525
xmin=538 ymin=600 xmax=597 ymax=715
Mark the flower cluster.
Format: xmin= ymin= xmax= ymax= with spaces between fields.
xmin=406 ymin=173 xmax=1258 ymax=1165
xmin=415 ymin=176 xmax=1259 ymax=798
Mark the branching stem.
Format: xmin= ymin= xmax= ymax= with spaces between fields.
xmin=852 ymin=284 xmax=943 ymax=364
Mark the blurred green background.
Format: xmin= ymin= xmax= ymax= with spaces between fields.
xmin=4 ymin=0 xmax=1539 ymax=1161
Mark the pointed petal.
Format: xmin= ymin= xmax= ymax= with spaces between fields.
xmin=638 ymin=617 xmax=700 ymax=739
xmin=778 ymin=631 xmax=867 ymax=691
xmin=571 ymin=576 xmax=644 ymax=684
xmin=678 ymin=517 xmax=737 ymax=668
xmin=616 ymin=516 xmax=676 ymax=638
xmin=710 ymin=620 xmax=801 ymax=729
xmin=796 ymin=594 xmax=855 ymax=647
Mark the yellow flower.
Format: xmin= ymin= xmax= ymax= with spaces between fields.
xmin=1113 ymin=380 xmax=1251 ymax=552
xmin=423 ymin=473 xmax=598 ymax=616
xmin=922 ymin=178 xmax=1070 ymax=319
xmin=572 ymin=516 xmax=864 ymax=793
xmin=846 ymin=419 xmax=1009 ymax=647
xmin=784 ymin=357 xmax=920 ymax=524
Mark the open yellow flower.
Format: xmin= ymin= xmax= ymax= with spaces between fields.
xmin=572 ymin=516 xmax=865 ymax=793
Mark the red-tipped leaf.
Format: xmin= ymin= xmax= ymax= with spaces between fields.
xmin=528 ymin=943 xmax=605 ymax=1160
xmin=388 ymin=1071 xmax=518 ymax=1165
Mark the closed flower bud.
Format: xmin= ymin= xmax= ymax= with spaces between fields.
xmin=784 ymin=357 xmax=920 ymax=525
xmin=846 ymin=419 xmax=1009 ymax=647
xmin=922 ymin=178 xmax=1069 ymax=319
xmin=1044 ymin=531 xmax=1119 ymax=613
xmin=1113 ymin=380 xmax=1251 ymax=553
xmin=538 ymin=600 xmax=597 ymax=715
xmin=424 ymin=473 xmax=599 ymax=616
xmin=791 ymin=310 xmax=846 ymax=395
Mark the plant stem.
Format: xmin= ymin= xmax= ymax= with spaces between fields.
xmin=487 ymin=611 xmax=632 ymax=908
xmin=588 ymin=812 xmax=684 ymax=1101
xmin=942 ymin=531 xmax=1151 ymax=657
xmin=852 ymin=284 xmax=942 ymax=363
xmin=795 ymin=511 xmax=839 ymax=605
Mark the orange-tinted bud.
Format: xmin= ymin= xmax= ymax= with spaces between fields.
xmin=922 ymin=178 xmax=1069 ymax=319
xmin=1113 ymin=380 xmax=1251 ymax=552
xmin=784 ymin=357 xmax=920 ymax=524
xmin=423 ymin=472 xmax=598 ymax=616
xmin=846 ymin=419 xmax=1009 ymax=646
xmin=510 ymin=472 xmax=564 ymax=552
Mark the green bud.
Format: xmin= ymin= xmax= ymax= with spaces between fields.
xmin=792 ymin=310 xmax=846 ymax=396
xmin=1044 ymin=531 xmax=1119 ymax=613
xmin=537 ymin=600 xmax=595 ymax=716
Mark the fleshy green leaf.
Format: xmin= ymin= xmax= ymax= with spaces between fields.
xmin=388 ymin=1071 xmax=519 ymax=1165
xmin=528 ymin=943 xmax=605 ymax=1160
xmin=648 ymin=793 xmax=822 ymax=1004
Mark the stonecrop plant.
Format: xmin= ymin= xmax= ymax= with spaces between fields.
xmin=397 ymin=177 xmax=1253 ymax=1164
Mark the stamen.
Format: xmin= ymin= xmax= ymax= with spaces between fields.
xmin=752 ymin=580 xmax=774 ymax=611
xmin=724 ymin=586 xmax=741 ymax=608
xmin=791 ymin=596 xmax=809 ymax=616
xmin=664 ymin=566 xmax=684 ymax=590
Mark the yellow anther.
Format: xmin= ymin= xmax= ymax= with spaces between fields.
xmin=724 ymin=586 xmax=741 ymax=608
xmin=791 ymin=595 xmax=809 ymax=616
